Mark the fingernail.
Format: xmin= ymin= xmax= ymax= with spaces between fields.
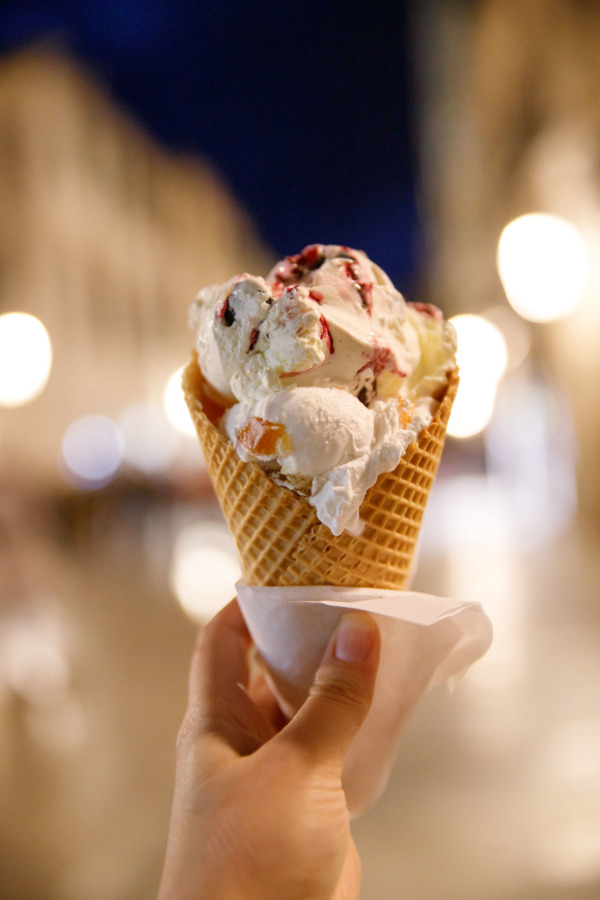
xmin=334 ymin=613 xmax=376 ymax=663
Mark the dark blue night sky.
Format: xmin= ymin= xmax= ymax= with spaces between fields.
xmin=0 ymin=1 xmax=422 ymax=289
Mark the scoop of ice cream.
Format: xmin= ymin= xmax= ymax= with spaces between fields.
xmin=190 ymin=274 xmax=272 ymax=400
xmin=266 ymin=245 xmax=426 ymax=400
xmin=189 ymin=244 xmax=457 ymax=535
xmin=189 ymin=245 xmax=449 ymax=406
xmin=405 ymin=302 xmax=459 ymax=410
xmin=224 ymin=387 xmax=375 ymax=478
xmin=223 ymin=385 xmax=430 ymax=535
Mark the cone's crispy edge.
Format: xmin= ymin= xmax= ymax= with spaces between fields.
xmin=183 ymin=355 xmax=458 ymax=589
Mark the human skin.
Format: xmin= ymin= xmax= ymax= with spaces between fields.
xmin=157 ymin=599 xmax=381 ymax=900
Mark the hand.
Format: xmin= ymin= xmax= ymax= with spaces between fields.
xmin=158 ymin=599 xmax=380 ymax=900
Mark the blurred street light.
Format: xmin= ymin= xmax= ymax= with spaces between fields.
xmin=60 ymin=414 xmax=124 ymax=488
xmin=447 ymin=314 xmax=508 ymax=438
xmin=118 ymin=400 xmax=180 ymax=474
xmin=163 ymin=367 xmax=196 ymax=438
xmin=497 ymin=213 xmax=589 ymax=322
xmin=0 ymin=312 xmax=52 ymax=407
xmin=170 ymin=520 xmax=242 ymax=622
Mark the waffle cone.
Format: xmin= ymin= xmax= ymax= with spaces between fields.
xmin=183 ymin=357 xmax=458 ymax=589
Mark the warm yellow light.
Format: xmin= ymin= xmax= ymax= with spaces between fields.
xmin=0 ymin=312 xmax=52 ymax=407
xmin=482 ymin=305 xmax=531 ymax=372
xmin=497 ymin=213 xmax=589 ymax=322
xmin=3 ymin=617 xmax=70 ymax=706
xmin=118 ymin=401 xmax=179 ymax=473
xmin=452 ymin=314 xmax=508 ymax=382
xmin=447 ymin=380 xmax=498 ymax=440
xmin=170 ymin=521 xmax=242 ymax=622
xmin=448 ymin=314 xmax=508 ymax=439
xmin=163 ymin=367 xmax=196 ymax=438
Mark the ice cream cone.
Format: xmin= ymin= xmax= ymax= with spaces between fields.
xmin=182 ymin=355 xmax=458 ymax=589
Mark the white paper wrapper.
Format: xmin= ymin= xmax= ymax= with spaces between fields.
xmin=236 ymin=583 xmax=493 ymax=817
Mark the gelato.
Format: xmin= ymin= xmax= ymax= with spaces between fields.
xmin=189 ymin=244 xmax=457 ymax=536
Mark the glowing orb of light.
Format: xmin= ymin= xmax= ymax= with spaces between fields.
xmin=118 ymin=401 xmax=180 ymax=474
xmin=497 ymin=213 xmax=589 ymax=322
xmin=60 ymin=415 xmax=124 ymax=488
xmin=163 ymin=368 xmax=196 ymax=438
xmin=448 ymin=314 xmax=508 ymax=439
xmin=170 ymin=521 xmax=242 ymax=622
xmin=0 ymin=312 xmax=52 ymax=407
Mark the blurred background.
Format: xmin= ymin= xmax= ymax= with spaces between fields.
xmin=0 ymin=1 xmax=599 ymax=898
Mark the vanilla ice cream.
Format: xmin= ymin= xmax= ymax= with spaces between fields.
xmin=189 ymin=244 xmax=457 ymax=535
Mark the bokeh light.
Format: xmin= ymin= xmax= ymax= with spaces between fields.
xmin=0 ymin=312 xmax=52 ymax=407
xmin=118 ymin=400 xmax=180 ymax=474
xmin=497 ymin=213 xmax=589 ymax=322
xmin=170 ymin=521 xmax=242 ymax=622
xmin=60 ymin=414 xmax=124 ymax=488
xmin=482 ymin=305 xmax=532 ymax=372
xmin=2 ymin=618 xmax=70 ymax=707
xmin=163 ymin=367 xmax=196 ymax=438
xmin=447 ymin=314 xmax=508 ymax=438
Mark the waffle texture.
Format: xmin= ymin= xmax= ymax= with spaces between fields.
xmin=183 ymin=357 xmax=458 ymax=589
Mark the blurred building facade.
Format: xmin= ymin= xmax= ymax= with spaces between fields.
xmin=417 ymin=0 xmax=600 ymax=525
xmin=0 ymin=47 xmax=272 ymax=481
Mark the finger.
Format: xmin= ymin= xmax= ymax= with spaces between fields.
xmin=247 ymin=662 xmax=289 ymax=734
xmin=277 ymin=612 xmax=380 ymax=772
xmin=187 ymin=599 xmax=251 ymax=712
xmin=183 ymin=600 xmax=280 ymax=757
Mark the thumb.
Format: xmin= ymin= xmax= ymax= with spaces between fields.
xmin=279 ymin=612 xmax=380 ymax=771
